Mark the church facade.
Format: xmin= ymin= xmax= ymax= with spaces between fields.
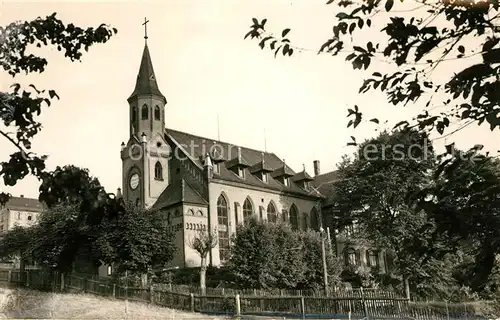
xmin=117 ymin=35 xmax=388 ymax=272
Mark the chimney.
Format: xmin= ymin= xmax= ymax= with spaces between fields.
xmin=116 ymin=188 xmax=122 ymax=198
xmin=313 ymin=160 xmax=320 ymax=176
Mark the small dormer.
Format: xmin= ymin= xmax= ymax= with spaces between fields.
xmin=292 ymin=164 xmax=314 ymax=190
xmin=249 ymin=153 xmax=274 ymax=183
xmin=271 ymin=159 xmax=295 ymax=187
xmin=209 ymin=142 xmax=226 ymax=174
xmin=225 ymin=146 xmax=250 ymax=179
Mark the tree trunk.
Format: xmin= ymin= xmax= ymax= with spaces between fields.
xmin=19 ymin=258 xmax=26 ymax=287
xmin=200 ymin=256 xmax=207 ymax=295
xmin=141 ymin=273 xmax=148 ymax=289
xmin=404 ymin=276 xmax=410 ymax=300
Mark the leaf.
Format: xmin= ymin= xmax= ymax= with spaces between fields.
xmin=458 ymin=45 xmax=465 ymax=54
xmin=252 ymin=18 xmax=258 ymax=25
xmin=48 ymin=90 xmax=59 ymax=99
xmin=370 ymin=118 xmax=380 ymax=124
xmin=282 ymin=28 xmax=291 ymax=37
xmin=385 ymin=0 xmax=394 ymax=11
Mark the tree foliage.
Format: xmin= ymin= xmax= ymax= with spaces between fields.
xmin=0 ymin=13 xmax=117 ymax=205
xmin=414 ymin=148 xmax=500 ymax=292
xmin=0 ymin=166 xmax=175 ymax=276
xmin=332 ymin=128 xmax=500 ymax=298
xmin=227 ymin=218 xmax=341 ymax=290
xmin=97 ymin=204 xmax=175 ymax=275
xmin=244 ymin=0 xmax=500 ymax=139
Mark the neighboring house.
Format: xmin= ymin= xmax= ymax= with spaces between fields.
xmin=0 ymin=195 xmax=43 ymax=233
xmin=0 ymin=195 xmax=44 ymax=268
xmin=100 ymin=27 xmax=389 ymax=277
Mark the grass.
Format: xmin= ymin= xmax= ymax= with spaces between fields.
xmin=0 ymin=287 xmax=233 ymax=319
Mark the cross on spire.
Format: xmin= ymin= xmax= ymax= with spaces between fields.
xmin=142 ymin=17 xmax=149 ymax=42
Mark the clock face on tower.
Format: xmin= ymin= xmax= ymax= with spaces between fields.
xmin=129 ymin=173 xmax=140 ymax=190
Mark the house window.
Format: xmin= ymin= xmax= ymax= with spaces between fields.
xmin=107 ymin=265 xmax=112 ymax=276
xmin=303 ymin=181 xmax=309 ymax=190
xmin=154 ymin=162 xmax=163 ymax=180
xmin=367 ymin=250 xmax=379 ymax=267
xmin=141 ymin=104 xmax=148 ymax=120
xmin=289 ymin=204 xmax=299 ymax=230
xmin=27 ymin=215 xmax=32 ymax=221
xmin=267 ymin=202 xmax=277 ymax=223
xmin=17 ymin=212 xmax=20 ymax=220
xmin=238 ymin=168 xmax=245 ymax=178
xmin=243 ymin=197 xmax=253 ymax=224
xmin=213 ymin=163 xmax=219 ymax=174
xmin=283 ymin=177 xmax=289 ymax=187
xmin=310 ymin=207 xmax=319 ymax=231
xmin=217 ymin=194 xmax=230 ymax=263
xmin=345 ymin=248 xmax=357 ymax=266
xmin=154 ymin=105 xmax=161 ymax=120
xmin=262 ymin=173 xmax=268 ymax=183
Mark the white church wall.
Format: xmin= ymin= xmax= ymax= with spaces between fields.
xmin=208 ymin=181 xmax=319 ymax=266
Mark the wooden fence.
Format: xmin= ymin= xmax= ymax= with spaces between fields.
xmin=0 ymin=269 xmax=495 ymax=319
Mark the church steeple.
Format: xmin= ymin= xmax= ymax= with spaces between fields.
xmin=127 ymin=44 xmax=166 ymax=103
xmin=127 ymin=18 xmax=167 ymax=140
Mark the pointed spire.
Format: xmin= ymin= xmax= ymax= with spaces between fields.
xmin=302 ymin=163 xmax=306 ymax=172
xmin=128 ymin=41 xmax=166 ymax=103
xmin=261 ymin=152 xmax=265 ymax=164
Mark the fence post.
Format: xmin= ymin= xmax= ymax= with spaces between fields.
xmin=190 ymin=293 xmax=195 ymax=312
xmin=60 ymin=272 xmax=65 ymax=291
xmin=235 ymin=294 xmax=241 ymax=317
xmin=7 ymin=270 xmax=11 ymax=284
xmin=112 ymin=284 xmax=116 ymax=298
xmin=83 ymin=278 xmax=87 ymax=293
xmin=300 ymin=296 xmax=305 ymax=319
xmin=360 ymin=287 xmax=369 ymax=320
xmin=26 ymin=270 xmax=30 ymax=287
xmin=149 ymin=285 xmax=154 ymax=304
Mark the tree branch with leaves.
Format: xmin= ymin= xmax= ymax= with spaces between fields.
xmin=244 ymin=0 xmax=500 ymax=142
xmin=0 ymin=13 xmax=117 ymax=205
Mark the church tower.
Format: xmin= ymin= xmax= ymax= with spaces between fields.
xmin=121 ymin=19 xmax=170 ymax=208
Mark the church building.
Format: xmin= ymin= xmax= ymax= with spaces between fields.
xmin=118 ymin=26 xmax=387 ymax=272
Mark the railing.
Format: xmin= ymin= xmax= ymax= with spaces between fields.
xmin=0 ymin=269 xmax=496 ymax=319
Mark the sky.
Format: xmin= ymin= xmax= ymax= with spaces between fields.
xmin=1 ymin=0 xmax=499 ymax=199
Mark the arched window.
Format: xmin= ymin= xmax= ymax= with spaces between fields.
xmin=217 ymin=194 xmax=230 ymax=263
xmin=289 ymin=204 xmax=299 ymax=230
xmin=243 ymin=197 xmax=253 ymax=224
xmin=132 ymin=107 xmax=137 ymax=122
xmin=154 ymin=105 xmax=161 ymax=120
xmin=141 ymin=104 xmax=148 ymax=120
xmin=310 ymin=207 xmax=319 ymax=231
xmin=166 ymin=212 xmax=172 ymax=225
xmin=302 ymin=212 xmax=308 ymax=230
xmin=154 ymin=162 xmax=163 ymax=180
xmin=267 ymin=202 xmax=277 ymax=223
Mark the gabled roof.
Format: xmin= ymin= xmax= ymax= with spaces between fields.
xmin=165 ymin=128 xmax=322 ymax=198
xmin=151 ymin=178 xmax=207 ymax=211
xmin=312 ymin=170 xmax=340 ymax=201
xmin=128 ymin=44 xmax=166 ymax=102
xmin=249 ymin=160 xmax=274 ymax=174
xmin=3 ymin=196 xmax=44 ymax=212
xmin=292 ymin=170 xmax=314 ymax=182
